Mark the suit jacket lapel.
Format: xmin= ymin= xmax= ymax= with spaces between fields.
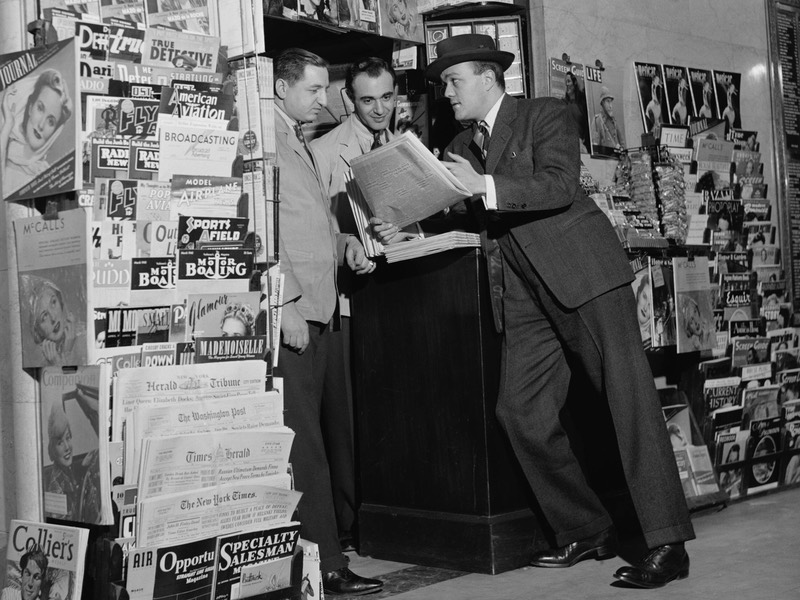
xmin=486 ymin=95 xmax=516 ymax=174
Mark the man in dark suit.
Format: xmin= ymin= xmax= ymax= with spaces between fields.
xmin=273 ymin=47 xmax=382 ymax=596
xmin=376 ymin=34 xmax=695 ymax=588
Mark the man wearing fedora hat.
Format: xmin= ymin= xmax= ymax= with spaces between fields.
xmin=376 ymin=33 xmax=695 ymax=589
xmin=592 ymin=86 xmax=623 ymax=152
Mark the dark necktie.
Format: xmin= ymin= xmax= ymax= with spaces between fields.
xmin=294 ymin=122 xmax=314 ymax=163
xmin=371 ymin=129 xmax=383 ymax=150
xmin=473 ymin=120 xmax=490 ymax=161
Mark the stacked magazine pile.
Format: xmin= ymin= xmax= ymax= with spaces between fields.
xmin=382 ymin=231 xmax=482 ymax=263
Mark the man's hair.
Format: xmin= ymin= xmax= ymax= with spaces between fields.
xmin=345 ymin=57 xmax=396 ymax=97
xmin=472 ymin=61 xmax=505 ymax=90
xmin=20 ymin=544 xmax=48 ymax=576
xmin=274 ymin=48 xmax=329 ymax=85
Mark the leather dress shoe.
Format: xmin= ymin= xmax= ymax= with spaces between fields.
xmin=322 ymin=567 xmax=383 ymax=596
xmin=614 ymin=544 xmax=690 ymax=588
xmin=530 ymin=527 xmax=617 ymax=568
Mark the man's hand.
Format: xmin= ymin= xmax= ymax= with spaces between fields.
xmin=281 ymin=302 xmax=309 ymax=354
xmin=443 ymin=152 xmax=486 ymax=196
xmin=345 ymin=235 xmax=376 ymax=275
xmin=370 ymin=217 xmax=416 ymax=245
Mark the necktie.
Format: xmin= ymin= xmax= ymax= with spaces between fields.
xmin=371 ymin=130 xmax=383 ymax=150
xmin=294 ymin=122 xmax=314 ymax=163
xmin=473 ymin=120 xmax=490 ymax=161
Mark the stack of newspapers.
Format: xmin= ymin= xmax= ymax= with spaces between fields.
xmin=382 ymin=231 xmax=481 ymax=263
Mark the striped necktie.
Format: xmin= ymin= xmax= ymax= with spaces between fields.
xmin=473 ymin=120 xmax=490 ymax=161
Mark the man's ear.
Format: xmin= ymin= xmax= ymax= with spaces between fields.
xmin=275 ymin=78 xmax=288 ymax=100
xmin=482 ymin=68 xmax=497 ymax=90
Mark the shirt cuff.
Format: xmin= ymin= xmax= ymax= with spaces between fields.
xmin=482 ymin=175 xmax=497 ymax=210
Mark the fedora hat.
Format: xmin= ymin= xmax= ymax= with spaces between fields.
xmin=425 ymin=33 xmax=515 ymax=81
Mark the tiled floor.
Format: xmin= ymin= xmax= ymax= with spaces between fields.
xmin=340 ymin=486 xmax=800 ymax=600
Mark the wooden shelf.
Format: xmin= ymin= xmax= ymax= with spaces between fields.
xmin=263 ymin=16 xmax=400 ymax=63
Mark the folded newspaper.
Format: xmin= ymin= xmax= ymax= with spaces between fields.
xmin=349 ymin=131 xmax=472 ymax=228
xmin=382 ymin=231 xmax=481 ymax=263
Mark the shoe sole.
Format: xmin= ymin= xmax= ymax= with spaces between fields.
xmin=613 ymin=568 xmax=690 ymax=588
xmin=324 ymin=586 xmax=384 ymax=596
xmin=531 ymin=546 xmax=617 ymax=568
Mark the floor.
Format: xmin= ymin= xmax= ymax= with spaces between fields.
xmin=339 ymin=486 xmax=800 ymax=600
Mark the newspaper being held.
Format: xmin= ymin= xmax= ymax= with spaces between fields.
xmin=137 ymin=427 xmax=294 ymax=500
xmin=345 ymin=170 xmax=385 ymax=258
xmin=127 ymin=391 xmax=284 ymax=482
xmin=382 ymin=231 xmax=481 ymax=263
xmin=350 ymin=131 xmax=472 ymax=228
xmin=112 ymin=359 xmax=268 ymax=441
xmin=136 ymin=479 xmax=302 ymax=547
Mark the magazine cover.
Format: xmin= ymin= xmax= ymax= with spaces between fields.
xmin=713 ymin=69 xmax=742 ymax=130
xmin=673 ymin=256 xmax=715 ymax=354
xmin=299 ymin=0 xmax=338 ymax=25
xmin=141 ymin=28 xmax=220 ymax=72
xmin=745 ymin=416 xmax=782 ymax=495
xmin=158 ymin=124 xmax=238 ymax=179
xmin=211 ymin=521 xmax=302 ymax=600
xmin=100 ymin=0 xmax=147 ymax=23
xmin=633 ymin=62 xmax=665 ymax=138
xmin=630 ymin=257 xmax=652 ymax=350
xmin=377 ymin=0 xmax=423 ymax=42
xmin=662 ymin=64 xmax=693 ymax=126
xmin=126 ymin=536 xmax=217 ymax=600
xmin=782 ymin=399 xmax=800 ymax=484
xmin=14 ymin=208 xmax=92 ymax=368
xmin=687 ymin=67 xmax=717 ymax=121
xmin=128 ymin=139 xmax=160 ymax=179
xmin=144 ymin=0 xmax=219 ymax=36
xmin=0 ymin=39 xmax=81 ymax=202
xmin=549 ymin=57 xmax=589 ymax=153
xmin=3 ymin=520 xmax=89 ymax=600
xmin=41 ymin=0 xmax=101 ymax=19
xmin=337 ymin=0 xmax=378 ymax=33
xmin=584 ymin=64 xmax=625 ymax=157
xmin=394 ymin=93 xmax=429 ymax=147
xmin=649 ymin=257 xmax=677 ymax=348
xmin=40 ymin=365 xmax=112 ymax=525
xmin=186 ymin=291 xmax=263 ymax=339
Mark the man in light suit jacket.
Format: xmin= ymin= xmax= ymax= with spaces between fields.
xmin=376 ymin=34 xmax=695 ymax=589
xmin=273 ymin=47 xmax=382 ymax=597
xmin=311 ymin=56 xmax=420 ymax=553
